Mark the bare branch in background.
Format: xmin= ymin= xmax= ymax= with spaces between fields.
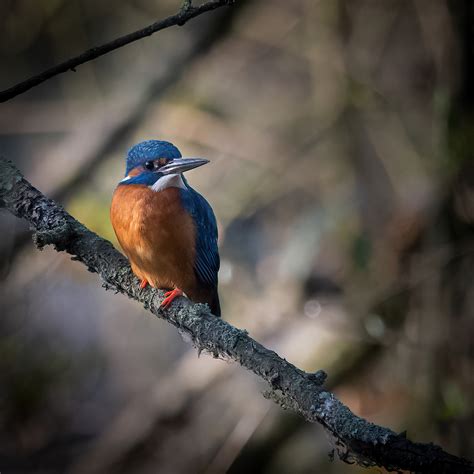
xmin=0 ymin=0 xmax=235 ymax=103
xmin=0 ymin=159 xmax=471 ymax=474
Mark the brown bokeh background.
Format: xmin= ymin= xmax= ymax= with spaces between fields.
xmin=0 ymin=0 xmax=473 ymax=472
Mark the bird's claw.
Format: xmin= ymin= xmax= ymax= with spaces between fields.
xmin=140 ymin=279 xmax=149 ymax=289
xmin=160 ymin=288 xmax=184 ymax=310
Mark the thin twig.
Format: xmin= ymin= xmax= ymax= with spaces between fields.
xmin=0 ymin=0 xmax=234 ymax=103
xmin=0 ymin=159 xmax=472 ymax=473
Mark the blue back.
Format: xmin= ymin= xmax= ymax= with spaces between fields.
xmin=180 ymin=183 xmax=220 ymax=289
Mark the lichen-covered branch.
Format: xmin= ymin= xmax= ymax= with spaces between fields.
xmin=0 ymin=0 xmax=235 ymax=103
xmin=0 ymin=159 xmax=471 ymax=474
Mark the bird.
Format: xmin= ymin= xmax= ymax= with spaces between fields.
xmin=110 ymin=140 xmax=220 ymax=316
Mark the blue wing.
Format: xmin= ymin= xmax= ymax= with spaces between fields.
xmin=180 ymin=185 xmax=219 ymax=288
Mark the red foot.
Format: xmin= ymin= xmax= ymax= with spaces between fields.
xmin=140 ymin=279 xmax=148 ymax=289
xmin=160 ymin=288 xmax=184 ymax=310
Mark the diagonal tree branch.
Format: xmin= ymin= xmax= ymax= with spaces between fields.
xmin=0 ymin=0 xmax=235 ymax=103
xmin=0 ymin=158 xmax=472 ymax=474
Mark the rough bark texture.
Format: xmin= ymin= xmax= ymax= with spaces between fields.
xmin=0 ymin=158 xmax=472 ymax=474
xmin=0 ymin=0 xmax=235 ymax=103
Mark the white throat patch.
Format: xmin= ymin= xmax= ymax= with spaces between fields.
xmin=150 ymin=174 xmax=186 ymax=192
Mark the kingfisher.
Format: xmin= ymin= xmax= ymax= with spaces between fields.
xmin=110 ymin=140 xmax=220 ymax=316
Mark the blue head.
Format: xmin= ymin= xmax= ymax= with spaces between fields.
xmin=120 ymin=140 xmax=208 ymax=188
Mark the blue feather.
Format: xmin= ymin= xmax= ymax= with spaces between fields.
xmin=180 ymin=184 xmax=219 ymax=288
xmin=119 ymin=172 xmax=161 ymax=186
xmin=126 ymin=140 xmax=182 ymax=175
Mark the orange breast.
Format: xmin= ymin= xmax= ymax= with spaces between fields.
xmin=110 ymin=184 xmax=198 ymax=294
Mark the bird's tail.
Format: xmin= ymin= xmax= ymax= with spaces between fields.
xmin=210 ymin=291 xmax=221 ymax=317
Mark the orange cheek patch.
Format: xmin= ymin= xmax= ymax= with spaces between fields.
xmin=128 ymin=166 xmax=142 ymax=177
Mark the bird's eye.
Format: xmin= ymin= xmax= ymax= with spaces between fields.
xmin=144 ymin=160 xmax=155 ymax=171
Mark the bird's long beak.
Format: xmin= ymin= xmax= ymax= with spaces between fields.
xmin=159 ymin=158 xmax=209 ymax=175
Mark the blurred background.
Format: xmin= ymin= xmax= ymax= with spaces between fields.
xmin=0 ymin=0 xmax=473 ymax=472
